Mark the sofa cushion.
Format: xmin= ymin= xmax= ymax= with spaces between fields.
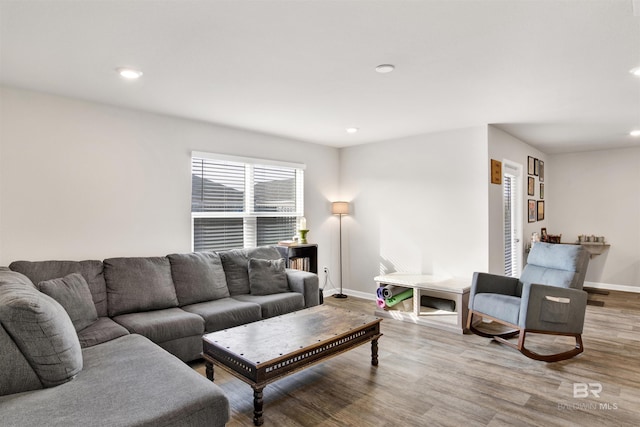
xmin=168 ymin=252 xmax=230 ymax=305
xmin=77 ymin=317 xmax=130 ymax=348
xmin=113 ymin=308 xmax=204 ymax=344
xmin=248 ymin=257 xmax=289 ymax=295
xmin=0 ymin=334 xmax=230 ymax=427
xmin=0 ymin=284 xmax=82 ymax=388
xmin=10 ymin=260 xmax=107 ymax=317
xmin=37 ymin=273 xmax=98 ymax=332
xmin=0 ymin=323 xmax=42 ymax=396
xmin=232 ymin=293 xmax=305 ymax=319
xmin=182 ymin=297 xmax=262 ymax=332
xmin=218 ymin=249 xmax=250 ymax=296
xmin=104 ymin=257 xmax=178 ymax=317
xmin=0 ymin=268 xmax=37 ymax=289
xmin=219 ymin=246 xmax=282 ymax=296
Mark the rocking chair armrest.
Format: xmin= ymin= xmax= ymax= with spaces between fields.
xmin=469 ymin=272 xmax=520 ymax=309
xmin=519 ymin=283 xmax=588 ymax=332
xmin=471 ymin=272 xmax=519 ymax=296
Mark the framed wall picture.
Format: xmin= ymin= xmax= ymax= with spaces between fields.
xmin=491 ymin=159 xmax=502 ymax=184
xmin=528 ymin=156 xmax=535 ymax=175
xmin=534 ymin=158 xmax=539 ymax=176
xmin=537 ymin=200 xmax=545 ymax=221
xmin=528 ymin=176 xmax=535 ymax=196
xmin=540 ymin=183 xmax=544 ymax=199
xmin=528 ymin=199 xmax=536 ymax=223
xmin=539 ymin=160 xmax=544 ymax=182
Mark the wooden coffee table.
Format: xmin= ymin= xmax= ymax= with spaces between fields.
xmin=202 ymin=305 xmax=382 ymax=425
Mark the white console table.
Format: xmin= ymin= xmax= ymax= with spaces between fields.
xmin=374 ymin=273 xmax=470 ymax=334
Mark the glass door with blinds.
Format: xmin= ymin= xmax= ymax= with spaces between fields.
xmin=503 ymin=161 xmax=523 ymax=277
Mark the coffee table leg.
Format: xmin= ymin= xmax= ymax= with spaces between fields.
xmin=205 ymin=361 xmax=214 ymax=381
xmin=253 ymin=386 xmax=264 ymax=426
xmin=371 ymin=338 xmax=379 ymax=366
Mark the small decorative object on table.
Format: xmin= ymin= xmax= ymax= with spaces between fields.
xmin=298 ymin=217 xmax=309 ymax=244
xmin=547 ymin=234 xmax=562 ymax=244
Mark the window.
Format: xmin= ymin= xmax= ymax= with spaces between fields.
xmin=191 ymin=152 xmax=304 ymax=251
xmin=503 ymin=161 xmax=523 ymax=277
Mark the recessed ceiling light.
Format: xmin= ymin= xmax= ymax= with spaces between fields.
xmin=630 ymin=67 xmax=640 ymax=77
xmin=346 ymin=127 xmax=359 ymax=134
xmin=375 ymin=64 xmax=395 ymax=74
xmin=630 ymin=129 xmax=640 ymax=137
xmin=116 ymin=67 xmax=143 ymax=79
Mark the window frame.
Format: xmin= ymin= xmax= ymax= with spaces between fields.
xmin=191 ymin=151 xmax=305 ymax=251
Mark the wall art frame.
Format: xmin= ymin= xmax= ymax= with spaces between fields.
xmin=537 ymin=200 xmax=545 ymax=221
xmin=528 ymin=199 xmax=536 ymax=223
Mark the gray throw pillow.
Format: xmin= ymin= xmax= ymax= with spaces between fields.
xmin=38 ymin=273 xmax=98 ymax=332
xmin=0 ymin=284 xmax=83 ymax=387
xmin=219 ymin=246 xmax=283 ymax=296
xmin=168 ymin=252 xmax=230 ymax=305
xmin=248 ymin=258 xmax=289 ymax=296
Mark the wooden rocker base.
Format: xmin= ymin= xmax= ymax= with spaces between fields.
xmin=467 ymin=310 xmax=584 ymax=362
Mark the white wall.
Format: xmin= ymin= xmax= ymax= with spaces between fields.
xmin=488 ymin=126 xmax=548 ymax=274
xmin=338 ymin=127 xmax=489 ymax=296
xmin=0 ymin=87 xmax=340 ymax=272
xmin=549 ymin=147 xmax=640 ymax=289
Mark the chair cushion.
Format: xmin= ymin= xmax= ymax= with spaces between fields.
xmin=0 ymin=284 xmax=82 ymax=387
xmin=248 ymin=258 xmax=289 ymax=295
xmin=182 ymin=297 xmax=262 ymax=332
xmin=113 ymin=308 xmax=204 ymax=344
xmin=519 ymin=265 xmax=577 ymax=292
xmin=168 ymin=252 xmax=230 ymax=305
xmin=77 ymin=317 xmax=130 ymax=348
xmin=37 ymin=273 xmax=99 ymax=332
xmin=104 ymin=257 xmax=178 ymax=317
xmin=233 ymin=293 xmax=305 ymax=319
xmin=472 ymin=293 xmax=521 ymax=325
xmin=527 ymin=242 xmax=583 ymax=272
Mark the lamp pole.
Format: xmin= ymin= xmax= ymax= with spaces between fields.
xmin=331 ymin=201 xmax=349 ymax=299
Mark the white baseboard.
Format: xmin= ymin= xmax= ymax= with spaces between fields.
xmin=584 ymin=281 xmax=640 ymax=294
xmin=323 ymin=282 xmax=640 ymax=299
xmin=322 ymin=288 xmax=376 ymax=300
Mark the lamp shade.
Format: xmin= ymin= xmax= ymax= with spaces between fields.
xmin=331 ymin=201 xmax=350 ymax=215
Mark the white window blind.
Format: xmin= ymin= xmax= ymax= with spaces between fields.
xmin=191 ymin=153 xmax=304 ymax=252
xmin=504 ymin=174 xmax=515 ymax=276
xmin=503 ymin=161 xmax=522 ymax=277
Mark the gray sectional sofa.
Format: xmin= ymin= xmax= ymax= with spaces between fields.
xmin=0 ymin=246 xmax=320 ymax=426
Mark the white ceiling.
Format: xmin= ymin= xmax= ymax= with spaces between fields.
xmin=1 ymin=0 xmax=639 ymax=153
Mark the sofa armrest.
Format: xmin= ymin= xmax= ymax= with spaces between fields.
xmin=286 ymin=269 xmax=320 ymax=307
xmin=469 ymin=272 xmax=519 ymax=309
xmin=519 ymin=283 xmax=587 ymax=333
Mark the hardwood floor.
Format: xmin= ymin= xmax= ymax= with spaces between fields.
xmin=192 ymin=291 xmax=640 ymax=426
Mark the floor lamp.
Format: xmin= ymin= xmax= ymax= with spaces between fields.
xmin=332 ymin=201 xmax=349 ymax=299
